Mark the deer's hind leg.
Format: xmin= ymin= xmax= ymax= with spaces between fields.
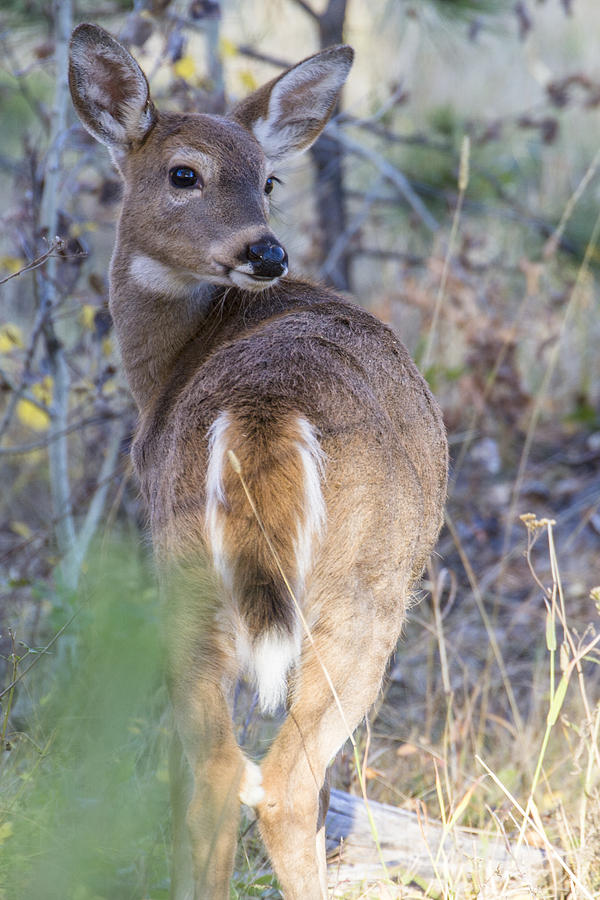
xmin=256 ymin=584 xmax=405 ymax=900
xmin=169 ymin=654 xmax=249 ymax=900
xmin=166 ymin=563 xmax=251 ymax=900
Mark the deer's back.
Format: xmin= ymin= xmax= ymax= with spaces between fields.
xmin=133 ymin=280 xmax=447 ymax=577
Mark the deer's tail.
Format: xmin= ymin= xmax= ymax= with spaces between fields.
xmin=205 ymin=409 xmax=325 ymax=712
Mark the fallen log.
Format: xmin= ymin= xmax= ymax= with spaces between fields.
xmin=325 ymin=788 xmax=547 ymax=897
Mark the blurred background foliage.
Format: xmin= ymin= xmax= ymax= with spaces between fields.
xmin=1 ymin=0 xmax=599 ymax=897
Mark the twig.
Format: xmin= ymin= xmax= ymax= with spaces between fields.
xmin=235 ymin=45 xmax=290 ymax=70
xmin=0 ymin=239 xmax=66 ymax=286
xmin=326 ymin=122 xmax=439 ymax=233
xmin=60 ymin=418 xmax=126 ymax=590
xmin=445 ymin=510 xmax=524 ymax=734
xmin=477 ymin=754 xmax=595 ymax=900
xmin=422 ymin=135 xmax=470 ymax=371
xmin=0 ymin=412 xmax=121 ymax=456
xmin=290 ymin=0 xmax=321 ymax=21
xmin=0 ymin=609 xmax=80 ymax=702
xmin=0 ymin=32 xmax=49 ymax=127
xmin=543 ymin=145 xmax=600 ymax=258
xmin=318 ymin=175 xmax=385 ymax=281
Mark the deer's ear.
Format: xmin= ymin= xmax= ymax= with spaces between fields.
xmin=231 ymin=45 xmax=353 ymax=167
xmin=69 ymin=23 xmax=156 ymax=164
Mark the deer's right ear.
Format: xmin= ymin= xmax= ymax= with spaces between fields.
xmin=69 ymin=23 xmax=156 ymax=164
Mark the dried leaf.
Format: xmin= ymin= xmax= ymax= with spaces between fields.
xmin=0 ymin=256 xmax=24 ymax=276
xmin=0 ymin=323 xmax=24 ymax=353
xmin=32 ymin=376 xmax=53 ymax=406
xmin=79 ymin=304 xmax=97 ymax=331
xmin=219 ymin=37 xmax=236 ymax=59
xmin=16 ymin=399 xmax=50 ymax=431
xmin=11 ymin=521 xmax=33 ymax=539
xmin=173 ymin=56 xmax=196 ymax=82
xmin=239 ymin=70 xmax=258 ymax=92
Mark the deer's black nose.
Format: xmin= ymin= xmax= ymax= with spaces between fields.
xmin=247 ymin=240 xmax=288 ymax=278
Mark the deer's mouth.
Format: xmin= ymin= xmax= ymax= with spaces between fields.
xmin=218 ymin=262 xmax=287 ymax=292
xmin=230 ymin=270 xmax=284 ymax=291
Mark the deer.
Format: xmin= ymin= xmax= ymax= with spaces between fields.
xmin=68 ymin=22 xmax=448 ymax=900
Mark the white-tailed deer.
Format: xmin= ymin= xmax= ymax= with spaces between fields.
xmin=69 ymin=23 xmax=447 ymax=899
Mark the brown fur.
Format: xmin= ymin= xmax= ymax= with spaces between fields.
xmin=69 ymin=24 xmax=448 ymax=900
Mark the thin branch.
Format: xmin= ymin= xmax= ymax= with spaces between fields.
xmin=0 ymin=32 xmax=49 ymax=128
xmin=235 ymin=45 xmax=291 ymax=70
xmin=0 ymin=609 xmax=80 ymax=702
xmin=319 ymin=175 xmax=385 ymax=281
xmin=0 ymin=238 xmax=66 ymax=286
xmin=326 ymin=122 xmax=439 ymax=233
xmin=61 ymin=418 xmax=126 ymax=591
xmin=355 ymin=247 xmax=426 ymax=266
xmin=290 ymin=0 xmax=321 ymax=21
xmin=0 ymin=412 xmax=121 ymax=456
xmin=422 ymin=135 xmax=470 ymax=371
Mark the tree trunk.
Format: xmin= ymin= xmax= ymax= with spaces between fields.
xmin=310 ymin=0 xmax=350 ymax=291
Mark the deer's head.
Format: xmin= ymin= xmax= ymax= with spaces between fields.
xmin=69 ymin=24 xmax=353 ymax=294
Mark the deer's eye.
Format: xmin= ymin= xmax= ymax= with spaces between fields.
xmin=265 ymin=176 xmax=281 ymax=195
xmin=169 ymin=166 xmax=200 ymax=188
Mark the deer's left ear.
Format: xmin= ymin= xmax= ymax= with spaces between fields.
xmin=231 ymin=45 xmax=353 ymax=167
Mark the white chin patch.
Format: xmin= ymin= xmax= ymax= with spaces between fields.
xmin=229 ymin=269 xmax=283 ymax=291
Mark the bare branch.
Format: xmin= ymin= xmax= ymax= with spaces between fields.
xmin=235 ymin=45 xmax=290 ymax=69
xmin=0 ymin=412 xmax=121 ymax=457
xmin=61 ymin=418 xmax=126 ymax=591
xmin=0 ymin=609 xmax=80 ymax=702
xmin=319 ymin=175 xmax=385 ymax=281
xmin=326 ymin=122 xmax=439 ymax=233
xmin=0 ymin=238 xmax=66 ymax=286
xmin=290 ymin=0 xmax=321 ymax=22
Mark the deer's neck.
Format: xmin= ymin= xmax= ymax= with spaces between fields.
xmin=109 ymin=252 xmax=218 ymax=412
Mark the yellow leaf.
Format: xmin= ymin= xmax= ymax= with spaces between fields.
xmin=79 ymin=304 xmax=97 ymax=331
xmin=16 ymin=398 xmax=50 ymax=431
xmin=32 ymin=376 xmax=53 ymax=406
xmin=70 ymin=221 xmax=98 ymax=238
xmin=102 ymin=378 xmax=116 ymax=396
xmin=0 ymin=822 xmax=13 ymax=845
xmin=219 ymin=37 xmax=236 ymax=59
xmin=239 ymin=70 xmax=258 ymax=92
xmin=0 ymin=323 xmax=24 ymax=353
xmin=102 ymin=337 xmax=113 ymax=358
xmin=11 ymin=521 xmax=32 ymax=539
xmin=173 ymin=56 xmax=196 ymax=82
xmin=0 ymin=256 xmax=24 ymax=275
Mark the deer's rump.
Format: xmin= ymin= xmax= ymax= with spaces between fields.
xmin=133 ymin=292 xmax=447 ymax=710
